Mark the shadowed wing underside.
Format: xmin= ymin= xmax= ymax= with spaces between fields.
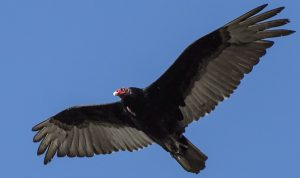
xmin=32 ymin=102 xmax=153 ymax=164
xmin=145 ymin=4 xmax=294 ymax=127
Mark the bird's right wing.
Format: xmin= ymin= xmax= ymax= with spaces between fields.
xmin=145 ymin=4 xmax=294 ymax=127
xmin=32 ymin=102 xmax=153 ymax=164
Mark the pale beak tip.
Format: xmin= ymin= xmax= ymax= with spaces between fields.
xmin=113 ymin=91 xmax=118 ymax=96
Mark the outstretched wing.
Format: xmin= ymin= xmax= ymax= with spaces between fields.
xmin=145 ymin=4 xmax=294 ymax=127
xmin=32 ymin=102 xmax=153 ymax=164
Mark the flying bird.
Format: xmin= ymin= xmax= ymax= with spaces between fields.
xmin=32 ymin=4 xmax=294 ymax=174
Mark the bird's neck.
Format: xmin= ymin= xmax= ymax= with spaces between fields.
xmin=122 ymin=94 xmax=145 ymax=116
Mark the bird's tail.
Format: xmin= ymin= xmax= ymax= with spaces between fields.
xmin=164 ymin=135 xmax=207 ymax=174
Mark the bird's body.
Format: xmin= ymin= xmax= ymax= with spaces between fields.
xmin=32 ymin=4 xmax=294 ymax=174
xmin=122 ymin=88 xmax=182 ymax=139
xmin=125 ymin=89 xmax=208 ymax=172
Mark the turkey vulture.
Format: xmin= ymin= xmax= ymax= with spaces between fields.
xmin=32 ymin=4 xmax=294 ymax=174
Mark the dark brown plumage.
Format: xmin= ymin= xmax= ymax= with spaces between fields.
xmin=32 ymin=4 xmax=294 ymax=174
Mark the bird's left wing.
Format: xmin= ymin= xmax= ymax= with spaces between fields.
xmin=32 ymin=102 xmax=153 ymax=164
xmin=145 ymin=4 xmax=294 ymax=127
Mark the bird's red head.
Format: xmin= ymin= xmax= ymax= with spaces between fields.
xmin=113 ymin=88 xmax=130 ymax=98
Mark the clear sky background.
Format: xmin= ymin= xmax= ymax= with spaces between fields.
xmin=0 ymin=0 xmax=299 ymax=178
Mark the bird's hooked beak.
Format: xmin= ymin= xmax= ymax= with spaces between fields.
xmin=113 ymin=91 xmax=119 ymax=96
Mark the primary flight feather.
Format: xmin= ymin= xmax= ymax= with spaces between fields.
xmin=32 ymin=4 xmax=294 ymax=174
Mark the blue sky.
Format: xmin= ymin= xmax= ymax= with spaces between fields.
xmin=0 ymin=0 xmax=299 ymax=178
